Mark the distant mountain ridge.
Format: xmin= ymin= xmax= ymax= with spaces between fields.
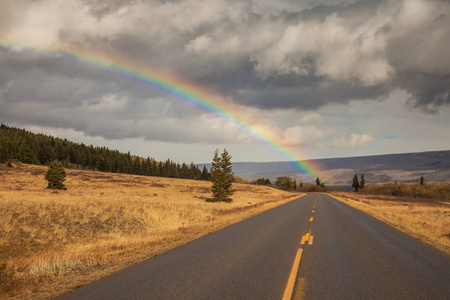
xmin=213 ymin=150 xmax=450 ymax=184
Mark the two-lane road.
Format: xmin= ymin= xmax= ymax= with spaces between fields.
xmin=57 ymin=194 xmax=450 ymax=300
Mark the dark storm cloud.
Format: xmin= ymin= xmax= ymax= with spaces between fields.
xmin=397 ymin=72 xmax=450 ymax=113
xmin=228 ymin=81 xmax=390 ymax=110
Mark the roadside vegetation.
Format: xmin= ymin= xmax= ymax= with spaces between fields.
xmin=0 ymin=162 xmax=301 ymax=299
xmin=357 ymin=181 xmax=449 ymax=201
xmin=330 ymin=191 xmax=450 ymax=255
xmin=251 ymin=176 xmax=328 ymax=193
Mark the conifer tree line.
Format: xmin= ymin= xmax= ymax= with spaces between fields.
xmin=0 ymin=124 xmax=210 ymax=180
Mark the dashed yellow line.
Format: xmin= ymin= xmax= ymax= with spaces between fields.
xmin=285 ymin=197 xmax=317 ymax=299
xmin=282 ymin=249 xmax=304 ymax=300
xmin=300 ymin=235 xmax=305 ymax=245
xmin=304 ymin=233 xmax=310 ymax=242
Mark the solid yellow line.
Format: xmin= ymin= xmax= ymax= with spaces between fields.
xmin=310 ymin=217 xmax=313 ymax=222
xmin=305 ymin=233 xmax=310 ymax=241
xmin=282 ymin=249 xmax=303 ymax=300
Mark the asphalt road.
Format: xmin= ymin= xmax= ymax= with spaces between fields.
xmin=57 ymin=194 xmax=450 ymax=300
xmin=298 ymin=193 xmax=450 ymax=300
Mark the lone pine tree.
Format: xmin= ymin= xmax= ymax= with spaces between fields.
xmin=352 ymin=174 xmax=360 ymax=192
xmin=315 ymin=177 xmax=326 ymax=188
xmin=208 ymin=149 xmax=234 ymax=202
xmin=45 ymin=160 xmax=67 ymax=190
xmin=360 ymin=173 xmax=366 ymax=189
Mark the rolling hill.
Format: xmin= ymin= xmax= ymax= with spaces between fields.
xmin=205 ymin=150 xmax=450 ymax=184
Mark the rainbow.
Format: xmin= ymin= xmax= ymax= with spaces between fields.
xmin=0 ymin=42 xmax=321 ymax=178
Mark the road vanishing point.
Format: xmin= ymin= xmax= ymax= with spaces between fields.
xmin=57 ymin=194 xmax=450 ymax=300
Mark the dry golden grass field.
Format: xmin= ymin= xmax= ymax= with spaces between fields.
xmin=329 ymin=192 xmax=450 ymax=255
xmin=0 ymin=162 xmax=301 ymax=300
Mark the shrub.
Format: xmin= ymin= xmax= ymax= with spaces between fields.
xmin=45 ymin=160 xmax=67 ymax=190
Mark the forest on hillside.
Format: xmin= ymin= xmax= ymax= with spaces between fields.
xmin=0 ymin=124 xmax=210 ymax=180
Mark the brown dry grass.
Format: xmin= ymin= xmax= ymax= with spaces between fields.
xmin=0 ymin=162 xmax=302 ymax=300
xmin=329 ymin=192 xmax=450 ymax=255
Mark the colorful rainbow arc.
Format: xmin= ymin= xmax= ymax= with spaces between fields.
xmin=0 ymin=42 xmax=320 ymax=178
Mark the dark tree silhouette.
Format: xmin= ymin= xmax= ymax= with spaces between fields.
xmin=352 ymin=174 xmax=360 ymax=192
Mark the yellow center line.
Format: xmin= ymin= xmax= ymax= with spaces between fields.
xmin=304 ymin=233 xmax=310 ymax=241
xmin=310 ymin=217 xmax=313 ymax=222
xmin=308 ymin=236 xmax=314 ymax=245
xmin=312 ymin=210 xmax=315 ymax=213
xmin=282 ymin=249 xmax=304 ymax=300
xmin=300 ymin=236 xmax=306 ymax=245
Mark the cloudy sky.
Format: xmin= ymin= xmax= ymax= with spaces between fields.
xmin=1 ymin=0 xmax=449 ymax=164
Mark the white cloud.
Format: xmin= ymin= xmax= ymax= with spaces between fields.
xmin=280 ymin=124 xmax=336 ymax=146
xmin=298 ymin=113 xmax=324 ymax=125
xmin=251 ymin=12 xmax=395 ymax=85
xmin=330 ymin=133 xmax=375 ymax=148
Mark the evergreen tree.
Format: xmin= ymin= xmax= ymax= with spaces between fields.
xmin=315 ymin=177 xmax=326 ymax=188
xmin=18 ymin=143 xmax=34 ymax=164
xmin=45 ymin=160 xmax=67 ymax=190
xmin=220 ymin=149 xmax=235 ymax=202
xmin=352 ymin=174 xmax=360 ymax=192
xmin=98 ymin=155 xmax=110 ymax=172
xmin=201 ymin=166 xmax=209 ymax=181
xmin=209 ymin=149 xmax=222 ymax=202
xmin=180 ymin=163 xmax=189 ymax=179
xmin=159 ymin=162 xmax=166 ymax=177
xmin=420 ymin=175 xmax=424 ymax=186
xmin=144 ymin=157 xmax=152 ymax=176
xmin=293 ymin=179 xmax=297 ymax=190
xmin=152 ymin=161 xmax=159 ymax=176
xmin=360 ymin=174 xmax=366 ymax=189
xmin=133 ymin=158 xmax=143 ymax=175
xmin=0 ymin=139 xmax=8 ymax=163
xmin=208 ymin=149 xmax=234 ymax=202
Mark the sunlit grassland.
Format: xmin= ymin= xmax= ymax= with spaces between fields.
xmin=330 ymin=191 xmax=450 ymax=255
xmin=0 ymin=162 xmax=301 ymax=299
